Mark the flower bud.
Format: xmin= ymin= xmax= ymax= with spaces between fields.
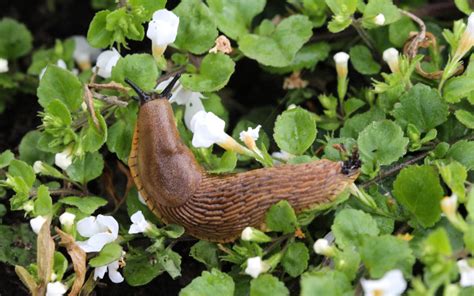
xmin=313 ymin=238 xmax=334 ymax=256
xmin=441 ymin=194 xmax=457 ymax=218
xmin=333 ymin=52 xmax=350 ymax=79
xmin=30 ymin=215 xmax=47 ymax=234
xmin=374 ymin=13 xmax=385 ymax=26
xmin=455 ymin=13 xmax=474 ymax=60
xmin=244 ymin=256 xmax=270 ymax=278
xmin=59 ymin=212 xmax=76 ymax=227
xmin=241 ymin=227 xmax=272 ymax=243
xmin=0 ymin=58 xmax=8 ymax=73
xmin=33 ymin=161 xmax=44 ymax=174
xmin=382 ymin=48 xmax=400 ymax=73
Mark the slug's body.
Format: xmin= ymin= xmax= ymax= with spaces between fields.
xmin=127 ymin=78 xmax=360 ymax=242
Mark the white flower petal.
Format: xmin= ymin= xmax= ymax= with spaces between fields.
xmin=190 ymin=111 xmax=228 ymax=148
xmin=33 ymin=161 xmax=44 ymax=174
xmin=76 ymin=216 xmax=101 ymax=237
xmin=458 ymin=259 xmax=474 ymax=287
xmin=59 ymin=212 xmax=76 ymax=227
xmin=30 ymin=216 xmax=47 ymax=234
xmin=93 ymin=265 xmax=107 ymax=280
xmin=95 ymin=49 xmax=121 ymax=79
xmin=245 ymin=256 xmax=267 ymax=278
xmin=0 ymin=58 xmax=9 ymax=73
xmin=96 ymin=215 xmax=119 ymax=238
xmin=361 ymin=269 xmax=406 ymax=296
xmin=72 ymin=35 xmax=101 ymax=64
xmin=239 ymin=125 xmax=261 ymax=142
xmin=374 ymin=13 xmax=385 ymax=26
xmin=313 ymin=239 xmax=330 ymax=254
xmin=54 ymin=148 xmax=73 ymax=171
xmin=107 ymin=261 xmax=124 ymax=283
xmin=184 ymin=95 xmax=205 ymax=129
xmin=146 ymin=9 xmax=179 ymax=46
xmin=129 ymin=211 xmax=151 ymax=234
xmin=333 ymin=52 xmax=350 ymax=64
xmin=46 ymin=281 xmax=67 ymax=296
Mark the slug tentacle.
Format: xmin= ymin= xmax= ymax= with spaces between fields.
xmin=127 ymin=77 xmax=360 ymax=242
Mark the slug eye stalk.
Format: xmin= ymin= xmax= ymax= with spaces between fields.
xmin=125 ymin=78 xmax=152 ymax=104
xmin=125 ymin=75 xmax=181 ymax=104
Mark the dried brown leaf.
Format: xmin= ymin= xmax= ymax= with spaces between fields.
xmin=15 ymin=265 xmax=38 ymax=295
xmin=36 ymin=217 xmax=55 ymax=295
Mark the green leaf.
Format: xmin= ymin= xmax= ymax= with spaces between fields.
xmin=53 ymin=251 xmax=68 ymax=281
xmin=8 ymin=160 xmax=35 ymax=188
xmin=190 ymin=241 xmax=219 ymax=269
xmin=357 ymin=120 xmax=408 ymax=172
xmin=0 ymin=18 xmax=33 ymax=59
xmin=105 ymin=8 xmax=145 ymax=47
xmin=265 ymin=42 xmax=331 ymax=74
xmin=250 ymin=274 xmax=289 ymax=296
xmin=80 ymin=112 xmax=108 ymax=153
xmin=300 ymin=269 xmax=352 ymax=296
xmin=455 ymin=109 xmax=474 ymax=129
xmin=340 ymin=107 xmax=385 ymax=139
xmin=174 ymin=0 xmax=218 ymax=54
xmin=273 ymin=107 xmax=316 ymax=155
xmin=455 ymin=0 xmax=473 ymax=14
xmin=181 ymin=53 xmax=235 ymax=92
xmin=87 ymin=10 xmax=114 ymax=48
xmin=159 ymin=248 xmax=182 ymax=279
xmin=129 ymin=0 xmax=167 ymax=20
xmin=438 ymin=161 xmax=467 ymax=200
xmin=89 ymin=243 xmax=123 ymax=267
xmin=325 ymin=0 xmax=358 ymax=15
xmin=37 ymin=65 xmax=83 ymax=111
xmin=207 ymin=0 xmax=266 ymax=40
xmin=332 ymin=208 xmax=379 ymax=249
xmin=360 ymin=235 xmax=415 ymax=278
xmin=58 ymin=196 xmax=108 ymax=215
xmin=349 ymin=45 xmax=381 ymax=75
xmin=180 ymin=269 xmax=235 ymax=296
xmin=281 ymin=242 xmax=309 ymax=277
xmin=446 ymin=140 xmax=474 ymax=170
xmin=124 ymin=252 xmax=164 ymax=286
xmin=207 ymin=151 xmax=238 ymax=174
xmin=0 ymin=150 xmax=14 ymax=169
xmin=66 ymin=152 xmax=104 ymax=184
xmin=389 ymin=17 xmax=417 ymax=47
xmin=0 ymin=224 xmax=36 ymax=266
xmin=334 ymin=248 xmax=361 ymax=280
xmin=393 ymin=165 xmax=444 ymax=228
xmin=19 ymin=131 xmax=54 ymax=165
xmin=362 ymin=0 xmax=401 ymax=28
xmin=392 ymin=84 xmax=449 ymax=132
xmin=327 ymin=15 xmax=352 ymax=33
xmin=239 ymin=15 xmax=313 ymax=67
xmin=107 ymin=102 xmax=138 ymax=162
xmin=265 ymin=200 xmax=298 ymax=234
xmin=34 ymin=185 xmax=53 ymax=216
xmin=111 ymin=54 xmax=158 ymax=92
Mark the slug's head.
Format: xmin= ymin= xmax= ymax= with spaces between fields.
xmin=341 ymin=149 xmax=361 ymax=176
xmin=125 ymin=74 xmax=181 ymax=105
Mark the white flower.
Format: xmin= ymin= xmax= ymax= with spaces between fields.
xmin=382 ymin=48 xmax=400 ymax=73
xmin=441 ymin=194 xmax=458 ymax=218
xmin=156 ymin=77 xmax=205 ymax=129
xmin=33 ymin=161 xmax=44 ymax=174
xmin=241 ymin=227 xmax=271 ymax=242
xmin=54 ymin=147 xmax=73 ymax=171
xmin=190 ymin=111 xmax=229 ymax=148
xmin=76 ymin=215 xmax=119 ymax=253
xmin=374 ymin=13 xmax=385 ymax=26
xmin=361 ymin=269 xmax=407 ymax=296
xmin=0 ymin=58 xmax=8 ymax=73
xmin=94 ymin=260 xmax=124 ymax=283
xmin=72 ymin=35 xmax=101 ymax=70
xmin=245 ymin=256 xmax=269 ymax=278
xmin=241 ymin=227 xmax=253 ymax=240
xmin=333 ymin=52 xmax=350 ymax=78
xmin=455 ymin=13 xmax=474 ymax=59
xmin=128 ymin=211 xmax=151 ymax=234
xmin=239 ymin=125 xmax=261 ymax=153
xmin=147 ymin=9 xmax=179 ymax=57
xmin=94 ymin=48 xmax=121 ymax=79
xmin=30 ymin=215 xmax=47 ymax=234
xmin=46 ymin=281 xmax=67 ymax=296
xmin=59 ymin=212 xmax=76 ymax=227
xmin=313 ymin=238 xmax=331 ymax=255
xmin=39 ymin=59 xmax=67 ymax=80
xmin=458 ymin=259 xmax=474 ymax=287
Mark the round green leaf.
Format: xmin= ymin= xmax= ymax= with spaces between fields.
xmin=349 ymin=45 xmax=381 ymax=75
xmin=331 ymin=208 xmax=379 ymax=250
xmin=66 ymin=152 xmax=104 ymax=184
xmin=87 ymin=10 xmax=114 ymax=48
xmin=0 ymin=18 xmax=33 ymax=59
xmin=281 ymin=242 xmax=309 ymax=277
xmin=89 ymin=243 xmax=123 ymax=267
xmin=273 ymin=107 xmax=317 ymax=155
xmin=180 ymin=269 xmax=234 ymax=296
xmin=250 ymin=274 xmax=289 ymax=296
xmin=111 ymin=54 xmax=158 ymax=92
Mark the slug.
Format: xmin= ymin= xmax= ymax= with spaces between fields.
xmin=125 ymin=77 xmax=360 ymax=243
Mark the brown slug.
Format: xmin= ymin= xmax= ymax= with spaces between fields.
xmin=126 ymin=77 xmax=360 ymax=243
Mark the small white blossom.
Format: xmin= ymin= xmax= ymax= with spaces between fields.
xmin=374 ymin=13 xmax=385 ymax=26
xmin=241 ymin=227 xmax=271 ymax=242
xmin=33 ymin=161 xmax=44 ymax=174
xmin=313 ymin=239 xmax=331 ymax=255
xmin=94 ymin=260 xmax=124 ymax=283
xmin=0 ymin=58 xmax=8 ymax=73
xmin=455 ymin=13 xmax=474 ymax=59
xmin=239 ymin=126 xmax=261 ymax=143
xmin=245 ymin=256 xmax=269 ymax=278
xmin=361 ymin=269 xmax=407 ymax=296
xmin=156 ymin=77 xmax=205 ymax=129
xmin=39 ymin=59 xmax=67 ymax=80
xmin=190 ymin=111 xmax=229 ymax=148
xmin=76 ymin=215 xmax=119 ymax=253
xmin=46 ymin=281 xmax=67 ymax=296
xmin=54 ymin=147 xmax=73 ymax=171
xmin=333 ymin=52 xmax=350 ymax=78
xmin=128 ymin=211 xmax=151 ymax=234
xmin=382 ymin=48 xmax=400 ymax=73
xmin=441 ymin=194 xmax=458 ymax=218
xmin=457 ymin=259 xmax=474 ymax=287
xmin=59 ymin=212 xmax=76 ymax=227
xmin=94 ymin=48 xmax=121 ymax=79
xmin=72 ymin=35 xmax=101 ymax=70
xmin=147 ymin=9 xmax=179 ymax=57
xmin=30 ymin=215 xmax=47 ymax=234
